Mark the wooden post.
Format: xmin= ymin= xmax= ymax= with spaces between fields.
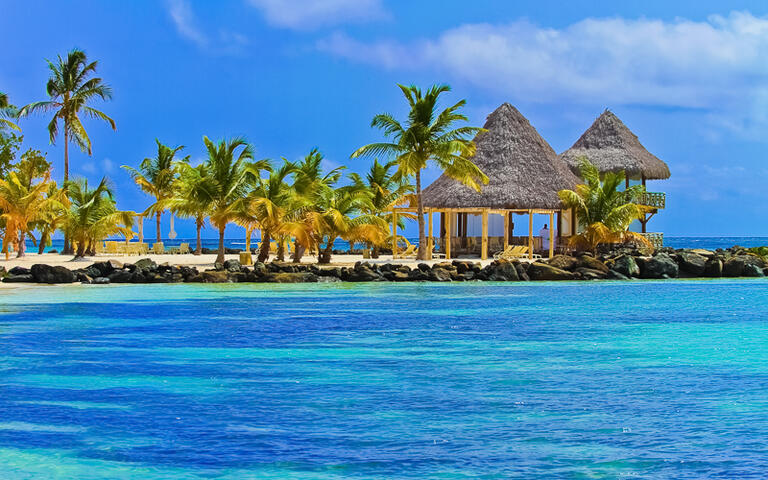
xmin=428 ymin=210 xmax=433 ymax=259
xmin=481 ymin=209 xmax=488 ymax=260
xmin=392 ymin=211 xmax=397 ymax=259
xmin=548 ymin=211 xmax=554 ymax=259
xmin=445 ymin=211 xmax=451 ymax=260
xmin=503 ymin=211 xmax=509 ymax=249
xmin=528 ymin=210 xmax=533 ymax=260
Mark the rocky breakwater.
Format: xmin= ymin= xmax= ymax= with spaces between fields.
xmin=1 ymin=246 xmax=767 ymax=285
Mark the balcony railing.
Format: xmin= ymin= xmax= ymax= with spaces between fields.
xmin=640 ymin=232 xmax=664 ymax=249
xmin=637 ymin=191 xmax=666 ymax=209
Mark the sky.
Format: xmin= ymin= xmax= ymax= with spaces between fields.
xmin=2 ymin=0 xmax=768 ymax=238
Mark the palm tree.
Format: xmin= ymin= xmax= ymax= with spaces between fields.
xmin=558 ymin=158 xmax=652 ymax=253
xmin=122 ymin=140 xmax=186 ymax=242
xmin=0 ymin=92 xmax=20 ymax=132
xmin=166 ymin=161 xmax=215 ymax=255
xmin=63 ymin=177 xmax=134 ymax=258
xmin=309 ymin=186 xmax=387 ymax=264
xmin=34 ymin=183 xmax=68 ymax=255
xmin=0 ymin=170 xmax=63 ymax=259
xmin=246 ymin=160 xmax=296 ymax=263
xmin=349 ymin=158 xmax=414 ymax=258
xmin=352 ymin=84 xmax=487 ymax=260
xmin=203 ymin=136 xmax=268 ymax=264
xmin=19 ymin=49 xmax=115 ymax=183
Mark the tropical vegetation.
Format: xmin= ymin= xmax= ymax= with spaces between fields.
xmin=558 ymin=158 xmax=652 ymax=253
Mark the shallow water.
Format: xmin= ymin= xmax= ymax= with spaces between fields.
xmin=1 ymin=280 xmax=767 ymax=478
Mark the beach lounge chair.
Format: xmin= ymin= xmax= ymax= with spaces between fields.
xmin=179 ymin=243 xmax=190 ymax=254
xmin=152 ymin=242 xmax=165 ymax=254
xmin=493 ymin=245 xmax=515 ymax=260
xmin=105 ymin=241 xmax=119 ymax=255
xmin=400 ymin=244 xmax=417 ymax=258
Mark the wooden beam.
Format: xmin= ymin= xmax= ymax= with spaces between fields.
xmin=503 ymin=212 xmax=509 ymax=248
xmin=445 ymin=211 xmax=451 ymax=260
xmin=481 ymin=209 xmax=489 ymax=260
xmin=528 ymin=210 xmax=533 ymax=260
xmin=392 ymin=211 xmax=398 ymax=259
xmin=548 ymin=211 xmax=554 ymax=259
xmin=428 ymin=211 xmax=433 ymax=259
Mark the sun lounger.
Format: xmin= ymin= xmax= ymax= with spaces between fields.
xmin=151 ymin=242 xmax=165 ymax=254
xmin=179 ymin=243 xmax=189 ymax=254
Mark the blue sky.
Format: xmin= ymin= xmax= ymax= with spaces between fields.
xmin=3 ymin=0 xmax=768 ymax=238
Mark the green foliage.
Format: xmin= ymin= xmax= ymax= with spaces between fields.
xmin=0 ymin=91 xmax=21 ymax=133
xmin=0 ymin=132 xmax=22 ymax=179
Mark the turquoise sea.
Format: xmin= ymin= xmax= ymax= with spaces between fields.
xmin=1 ymin=281 xmax=768 ymax=478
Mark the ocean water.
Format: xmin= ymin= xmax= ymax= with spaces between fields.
xmin=1 ymin=281 xmax=768 ymax=478
xmin=28 ymin=236 xmax=768 ymax=254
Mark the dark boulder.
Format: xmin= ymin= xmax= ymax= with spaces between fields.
xmin=384 ymin=270 xmax=410 ymax=281
xmin=576 ymin=255 xmax=609 ymax=273
xmin=9 ymin=266 xmax=30 ymax=276
xmin=575 ymin=267 xmax=608 ymax=280
xmin=134 ymin=258 xmax=157 ymax=271
xmin=606 ymin=269 xmax=630 ymax=281
xmin=679 ymin=252 xmax=706 ymax=276
xmin=527 ymin=262 xmax=577 ymax=281
xmin=201 ymin=271 xmax=231 ymax=283
xmin=269 ymin=272 xmax=318 ymax=283
xmin=107 ymin=269 xmax=133 ymax=283
xmin=489 ymin=260 xmax=519 ymax=281
xmin=743 ymin=263 xmax=765 ymax=277
xmin=348 ymin=265 xmax=381 ymax=282
xmin=408 ymin=269 xmax=431 ymax=281
xmin=223 ymin=259 xmax=242 ymax=272
xmin=91 ymin=260 xmax=123 ymax=277
xmin=93 ymin=277 xmax=111 ymax=285
xmin=704 ymin=258 xmax=723 ymax=277
xmin=515 ymin=263 xmax=530 ymax=281
xmin=612 ymin=255 xmax=640 ymax=277
xmin=640 ymin=253 xmax=678 ymax=279
xmin=429 ymin=267 xmax=452 ymax=282
xmin=30 ymin=264 xmax=76 ymax=284
xmin=2 ymin=274 xmax=33 ymax=283
xmin=548 ymin=255 xmax=578 ymax=271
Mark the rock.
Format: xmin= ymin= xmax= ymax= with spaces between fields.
xmin=348 ymin=265 xmax=381 ymax=282
xmin=0 ymin=267 xmax=6 ymax=278
xmin=452 ymin=260 xmax=476 ymax=274
xmin=491 ymin=260 xmax=519 ymax=281
xmin=251 ymin=262 xmax=268 ymax=278
xmin=515 ymin=263 xmax=530 ymax=281
xmin=612 ymin=255 xmax=640 ymax=277
xmin=201 ymin=271 xmax=231 ymax=283
xmin=9 ymin=266 xmax=30 ymax=276
xmin=548 ymin=255 xmax=578 ymax=271
xmin=606 ymin=270 xmax=630 ymax=281
xmin=575 ymin=267 xmax=608 ymax=280
xmin=430 ymin=267 xmax=452 ymax=282
xmin=93 ymin=277 xmax=110 ymax=285
xmin=704 ymin=258 xmax=723 ymax=277
xmin=75 ymin=272 xmax=93 ymax=284
xmin=269 ymin=272 xmax=318 ymax=283
xmin=134 ymin=258 xmax=157 ymax=270
xmin=527 ymin=262 xmax=577 ymax=281
xmin=91 ymin=260 xmax=122 ymax=277
xmin=691 ymin=249 xmax=715 ymax=258
xmin=641 ymin=253 xmax=679 ymax=279
xmin=417 ymin=263 xmax=431 ymax=272
xmin=30 ymin=264 xmax=76 ymax=284
xmin=743 ymin=263 xmax=765 ymax=277
xmin=223 ymin=259 xmax=242 ymax=272
xmin=723 ymin=257 xmax=747 ymax=277
xmin=408 ymin=269 xmax=431 ymax=281
xmin=2 ymin=274 xmax=33 ymax=283
xmin=384 ymin=270 xmax=410 ymax=281
xmin=679 ymin=252 xmax=707 ymax=276
xmin=107 ymin=270 xmax=133 ymax=283
xmin=576 ymin=255 xmax=609 ymax=273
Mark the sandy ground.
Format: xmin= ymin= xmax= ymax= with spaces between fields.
xmin=0 ymin=252 xmax=503 ymax=272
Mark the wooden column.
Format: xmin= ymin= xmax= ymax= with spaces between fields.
xmin=548 ymin=211 xmax=554 ymax=259
xmin=503 ymin=211 xmax=509 ymax=248
xmin=392 ymin=211 xmax=398 ymax=259
xmin=428 ymin=210 xmax=433 ymax=259
xmin=528 ymin=210 xmax=534 ymax=260
xmin=481 ymin=209 xmax=489 ymax=260
xmin=445 ymin=211 xmax=451 ymax=260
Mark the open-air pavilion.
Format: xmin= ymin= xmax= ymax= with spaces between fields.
xmin=390 ymin=103 xmax=579 ymax=261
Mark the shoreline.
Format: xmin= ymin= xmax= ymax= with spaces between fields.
xmin=1 ymin=245 xmax=766 ymax=285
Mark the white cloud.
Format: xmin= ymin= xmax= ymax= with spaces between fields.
xmin=247 ymin=0 xmax=387 ymax=30
xmin=166 ymin=0 xmax=248 ymax=53
xmin=318 ymin=12 xmax=768 ymax=114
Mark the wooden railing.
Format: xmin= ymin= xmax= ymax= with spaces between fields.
xmin=640 ymin=232 xmax=664 ymax=249
xmin=637 ymin=191 xmax=666 ymax=209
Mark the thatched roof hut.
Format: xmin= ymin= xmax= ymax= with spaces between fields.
xmin=422 ymin=103 xmax=579 ymax=209
xmin=559 ymin=110 xmax=670 ymax=180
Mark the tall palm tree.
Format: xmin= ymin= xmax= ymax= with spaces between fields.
xmin=203 ymin=136 xmax=268 ymax=264
xmin=166 ymin=161 xmax=216 ymax=255
xmin=309 ymin=186 xmax=387 ymax=264
xmin=63 ymin=177 xmax=134 ymax=258
xmin=0 ymin=92 xmax=20 ymax=132
xmin=122 ymin=140 xmax=186 ymax=242
xmin=352 ymin=84 xmax=487 ymax=260
xmin=19 ymin=49 xmax=115 ymax=183
xmin=246 ymin=160 xmax=296 ymax=263
xmin=349 ymin=158 xmax=414 ymax=257
xmin=558 ymin=158 xmax=651 ymax=253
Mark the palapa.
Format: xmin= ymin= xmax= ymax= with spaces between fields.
xmin=560 ymin=109 xmax=670 ymax=180
xmin=422 ymin=103 xmax=578 ymax=210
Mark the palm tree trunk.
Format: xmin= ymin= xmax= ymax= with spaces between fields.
xmin=62 ymin=129 xmax=72 ymax=255
xmin=415 ymin=169 xmax=427 ymax=260
xmin=16 ymin=231 xmax=25 ymax=258
xmin=216 ymin=225 xmax=226 ymax=264
xmin=76 ymin=240 xmax=86 ymax=258
xmin=195 ymin=217 xmax=203 ymax=255
xmin=292 ymin=243 xmax=305 ymax=263
xmin=156 ymin=212 xmax=162 ymax=243
xmin=257 ymin=231 xmax=271 ymax=263
xmin=38 ymin=233 xmax=48 ymax=255
xmin=276 ymin=237 xmax=286 ymax=262
xmin=245 ymin=226 xmax=253 ymax=252
xmin=318 ymin=238 xmax=334 ymax=264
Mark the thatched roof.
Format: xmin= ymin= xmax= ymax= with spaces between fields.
xmin=422 ymin=103 xmax=579 ymax=210
xmin=559 ymin=110 xmax=670 ymax=180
